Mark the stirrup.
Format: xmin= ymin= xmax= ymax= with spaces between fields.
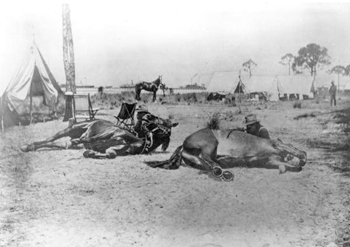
xmin=83 ymin=150 xmax=95 ymax=158
xmin=212 ymin=166 xmax=223 ymax=177
xmin=222 ymin=171 xmax=234 ymax=182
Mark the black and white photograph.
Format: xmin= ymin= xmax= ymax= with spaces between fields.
xmin=1 ymin=1 xmax=350 ymax=246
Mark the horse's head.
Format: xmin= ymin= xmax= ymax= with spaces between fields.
xmin=274 ymin=139 xmax=307 ymax=167
xmin=145 ymin=117 xmax=178 ymax=152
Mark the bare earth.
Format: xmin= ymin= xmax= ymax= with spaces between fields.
xmin=1 ymin=98 xmax=350 ymax=247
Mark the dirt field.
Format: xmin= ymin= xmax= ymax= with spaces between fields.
xmin=1 ymin=96 xmax=350 ymax=247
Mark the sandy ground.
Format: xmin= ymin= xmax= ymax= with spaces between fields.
xmin=1 ymin=97 xmax=350 ymax=247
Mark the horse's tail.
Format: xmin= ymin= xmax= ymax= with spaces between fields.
xmin=145 ymin=145 xmax=183 ymax=170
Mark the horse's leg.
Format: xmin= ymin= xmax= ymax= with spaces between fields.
xmin=83 ymin=144 xmax=129 ymax=159
xmin=161 ymin=137 xmax=170 ymax=152
xmin=21 ymin=126 xmax=86 ymax=152
xmin=181 ymin=150 xmax=233 ymax=181
xmin=137 ymin=90 xmax=141 ymax=101
xmin=135 ymin=87 xmax=140 ymax=101
xmin=153 ymin=90 xmax=156 ymax=102
xmin=27 ymin=140 xmax=83 ymax=151
xmin=83 ymin=130 xmax=143 ymax=159
xmin=182 ymin=129 xmax=221 ymax=171
xmin=181 ymin=150 xmax=213 ymax=171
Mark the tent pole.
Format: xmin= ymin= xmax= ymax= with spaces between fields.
xmin=30 ymin=80 xmax=33 ymax=125
xmin=1 ymin=97 xmax=4 ymax=132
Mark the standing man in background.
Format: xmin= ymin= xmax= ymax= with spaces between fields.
xmin=329 ymin=81 xmax=337 ymax=106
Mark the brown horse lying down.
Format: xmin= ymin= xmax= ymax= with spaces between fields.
xmin=21 ymin=119 xmax=178 ymax=159
xmin=146 ymin=128 xmax=307 ymax=181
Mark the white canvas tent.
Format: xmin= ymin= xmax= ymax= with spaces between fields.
xmin=314 ymin=73 xmax=348 ymax=91
xmin=191 ymin=73 xmax=214 ymax=89
xmin=244 ymin=75 xmax=283 ymax=101
xmin=1 ymin=43 xmax=63 ymax=128
xmin=343 ymin=78 xmax=350 ymax=92
xmin=276 ymin=75 xmax=315 ymax=99
xmin=206 ymin=71 xmax=247 ymax=94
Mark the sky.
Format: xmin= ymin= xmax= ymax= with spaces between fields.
xmin=1 ymin=0 xmax=350 ymax=89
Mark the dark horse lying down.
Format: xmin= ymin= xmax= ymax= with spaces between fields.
xmin=135 ymin=75 xmax=163 ymax=102
xmin=146 ymin=128 xmax=307 ymax=181
xmin=21 ymin=118 xmax=178 ymax=159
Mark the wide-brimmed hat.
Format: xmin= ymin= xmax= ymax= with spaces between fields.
xmin=244 ymin=114 xmax=260 ymax=126
xmin=136 ymin=104 xmax=149 ymax=113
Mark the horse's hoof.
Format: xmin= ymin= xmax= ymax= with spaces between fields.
xmin=106 ymin=150 xmax=117 ymax=159
xmin=20 ymin=144 xmax=34 ymax=152
xmin=20 ymin=145 xmax=29 ymax=152
xmin=83 ymin=150 xmax=95 ymax=158
xmin=212 ymin=166 xmax=223 ymax=177
xmin=222 ymin=171 xmax=234 ymax=182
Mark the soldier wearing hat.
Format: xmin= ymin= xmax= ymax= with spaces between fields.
xmin=134 ymin=104 xmax=152 ymax=138
xmin=243 ymin=114 xmax=270 ymax=139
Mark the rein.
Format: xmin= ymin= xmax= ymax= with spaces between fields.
xmin=139 ymin=116 xmax=170 ymax=154
xmin=226 ymin=128 xmax=245 ymax=138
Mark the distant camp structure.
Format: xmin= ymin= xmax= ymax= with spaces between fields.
xmin=204 ymin=70 xmax=322 ymax=102
xmin=0 ymin=43 xmax=63 ymax=130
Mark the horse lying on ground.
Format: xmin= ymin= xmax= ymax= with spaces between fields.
xmin=145 ymin=128 xmax=307 ymax=182
xmin=135 ymin=75 xmax=163 ymax=102
xmin=21 ymin=118 xmax=178 ymax=159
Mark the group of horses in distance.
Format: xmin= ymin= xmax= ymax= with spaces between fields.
xmin=135 ymin=75 xmax=170 ymax=102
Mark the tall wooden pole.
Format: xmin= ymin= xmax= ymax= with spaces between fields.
xmin=1 ymin=96 xmax=4 ymax=132
xmin=62 ymin=4 xmax=76 ymax=121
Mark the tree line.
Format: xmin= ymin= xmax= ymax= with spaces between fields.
xmin=242 ymin=43 xmax=350 ymax=78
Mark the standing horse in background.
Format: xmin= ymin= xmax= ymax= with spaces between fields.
xmin=135 ymin=76 xmax=163 ymax=102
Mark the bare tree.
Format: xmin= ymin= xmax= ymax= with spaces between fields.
xmin=345 ymin=64 xmax=350 ymax=76
xmin=280 ymin=53 xmax=295 ymax=75
xmin=242 ymin=59 xmax=257 ymax=77
xmin=330 ymin=65 xmax=347 ymax=91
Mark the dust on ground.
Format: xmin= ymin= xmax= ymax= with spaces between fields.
xmin=1 ymin=97 xmax=350 ymax=247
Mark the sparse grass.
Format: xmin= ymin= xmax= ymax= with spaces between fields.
xmin=293 ymin=101 xmax=302 ymax=108
xmin=294 ymin=113 xmax=316 ymax=120
xmin=206 ymin=112 xmax=221 ymax=130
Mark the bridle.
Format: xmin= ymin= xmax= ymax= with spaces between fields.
xmin=139 ymin=119 xmax=171 ymax=154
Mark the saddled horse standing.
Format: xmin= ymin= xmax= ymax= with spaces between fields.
xmin=135 ymin=75 xmax=163 ymax=102
xmin=21 ymin=118 xmax=178 ymax=159
xmin=146 ymin=128 xmax=307 ymax=182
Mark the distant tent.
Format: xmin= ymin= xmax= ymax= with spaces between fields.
xmin=1 ymin=43 xmax=63 ymax=129
xmin=192 ymin=73 xmax=214 ymax=89
xmin=244 ymin=75 xmax=283 ymax=101
xmin=344 ymin=79 xmax=350 ymax=93
xmin=276 ymin=75 xmax=315 ymax=99
xmin=207 ymin=71 xmax=247 ymax=94
xmin=313 ymin=74 xmax=336 ymax=89
xmin=314 ymin=73 xmax=347 ymax=91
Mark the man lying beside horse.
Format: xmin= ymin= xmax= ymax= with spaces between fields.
xmin=21 ymin=105 xmax=178 ymax=159
xmin=146 ymin=114 xmax=307 ymax=182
